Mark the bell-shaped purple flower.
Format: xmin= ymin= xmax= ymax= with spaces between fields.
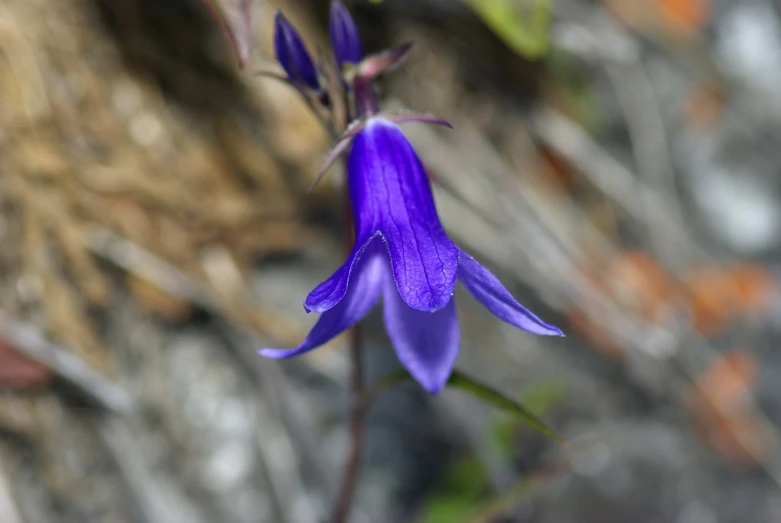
xmin=273 ymin=11 xmax=320 ymax=90
xmin=260 ymin=118 xmax=563 ymax=394
xmin=329 ymin=0 xmax=363 ymax=68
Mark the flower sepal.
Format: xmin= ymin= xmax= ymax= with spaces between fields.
xmin=337 ymin=42 xmax=414 ymax=89
xmin=203 ymin=0 xmax=254 ymax=68
xmin=354 ymin=42 xmax=413 ymax=82
xmin=307 ymin=111 xmax=453 ymax=192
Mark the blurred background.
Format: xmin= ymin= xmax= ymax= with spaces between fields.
xmin=1 ymin=0 xmax=781 ymax=521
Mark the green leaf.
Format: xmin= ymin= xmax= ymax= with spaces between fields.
xmin=421 ymin=455 xmax=489 ymax=523
xmin=447 ymin=371 xmax=564 ymax=443
xmin=491 ymin=379 xmax=569 ymax=455
xmin=423 ymin=492 xmax=483 ymax=523
xmin=361 ymin=369 xmax=563 ymax=443
xmin=518 ymin=378 xmax=569 ymax=414
xmin=459 ymin=0 xmax=551 ymax=59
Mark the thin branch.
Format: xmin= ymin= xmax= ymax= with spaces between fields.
xmin=0 ymin=455 xmax=23 ymax=523
xmin=0 ymin=315 xmax=133 ymax=414
xmin=96 ymin=417 xmax=188 ymax=523
xmin=332 ymin=173 xmax=366 ymax=523
xmin=85 ymin=226 xmax=330 ymax=515
xmin=331 ymin=326 xmax=366 ymax=523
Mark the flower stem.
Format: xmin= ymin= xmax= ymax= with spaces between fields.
xmin=332 ymin=167 xmax=365 ymax=523
xmin=332 ymin=325 xmax=365 ymax=523
xmin=353 ymin=76 xmax=379 ymax=119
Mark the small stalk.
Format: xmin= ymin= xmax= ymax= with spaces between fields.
xmin=331 ymin=175 xmax=366 ymax=523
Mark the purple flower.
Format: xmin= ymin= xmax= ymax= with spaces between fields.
xmin=273 ymin=11 xmax=319 ymax=90
xmin=329 ymin=0 xmax=363 ymax=68
xmin=261 ymin=118 xmax=563 ymax=394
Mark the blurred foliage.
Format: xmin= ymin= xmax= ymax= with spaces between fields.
xmin=421 ymin=455 xmax=488 ymax=523
xmin=364 ymin=369 xmax=564 ymax=441
xmin=448 ymin=371 xmax=564 ymax=442
xmin=545 ymin=49 xmax=601 ymax=128
xmin=422 ymin=379 xmax=568 ymax=523
xmin=492 ymin=379 xmax=569 ymax=455
xmin=459 ymin=0 xmax=551 ymax=59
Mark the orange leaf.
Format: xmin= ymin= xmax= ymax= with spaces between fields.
xmin=602 ymin=0 xmax=710 ymax=38
xmin=687 ymin=351 xmax=763 ymax=467
xmin=660 ymin=0 xmax=711 ymax=35
xmin=730 ymin=265 xmax=775 ymax=312
xmin=567 ymin=309 xmax=625 ymax=359
xmin=568 ymin=251 xmax=677 ymax=359
xmin=683 ymin=264 xmax=774 ymax=337
xmin=608 ymin=251 xmax=678 ymax=323
xmin=684 ymin=267 xmax=735 ymax=337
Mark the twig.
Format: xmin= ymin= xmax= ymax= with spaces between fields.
xmin=85 ymin=226 xmax=330 ymax=517
xmin=214 ymin=318 xmax=335 ymax=511
xmin=0 ymin=315 xmax=133 ymax=414
xmin=604 ymin=58 xmax=691 ymax=269
xmin=96 ymin=416 xmax=188 ymax=523
xmin=84 ymin=226 xmax=302 ymax=345
xmin=332 ymin=162 xmax=367 ymax=523
xmin=456 ymin=437 xmax=614 ymax=523
xmin=0 ymin=456 xmax=23 ymax=523
xmin=84 ymin=227 xmax=214 ymax=309
xmin=332 ymin=326 xmax=366 ymax=523
xmin=436 ymin=105 xmax=781 ymax=495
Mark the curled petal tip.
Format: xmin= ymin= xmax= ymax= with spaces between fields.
xmin=425 ymin=381 xmax=446 ymax=395
xmin=543 ymin=325 xmax=565 ymax=337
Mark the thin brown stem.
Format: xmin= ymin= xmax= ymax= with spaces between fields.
xmin=331 ymin=156 xmax=366 ymax=523
xmin=332 ymin=326 xmax=366 ymax=523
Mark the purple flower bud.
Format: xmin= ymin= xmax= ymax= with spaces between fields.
xmin=260 ymin=118 xmax=563 ymax=395
xmin=329 ymin=0 xmax=363 ymax=68
xmin=273 ymin=11 xmax=319 ymax=90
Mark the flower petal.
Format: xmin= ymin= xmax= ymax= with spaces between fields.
xmin=304 ymin=233 xmax=381 ymax=313
xmin=260 ymin=241 xmax=385 ymax=359
xmin=349 ymin=118 xmax=458 ymax=311
xmin=458 ymin=249 xmax=564 ymax=336
xmin=383 ymin=280 xmax=459 ymax=394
